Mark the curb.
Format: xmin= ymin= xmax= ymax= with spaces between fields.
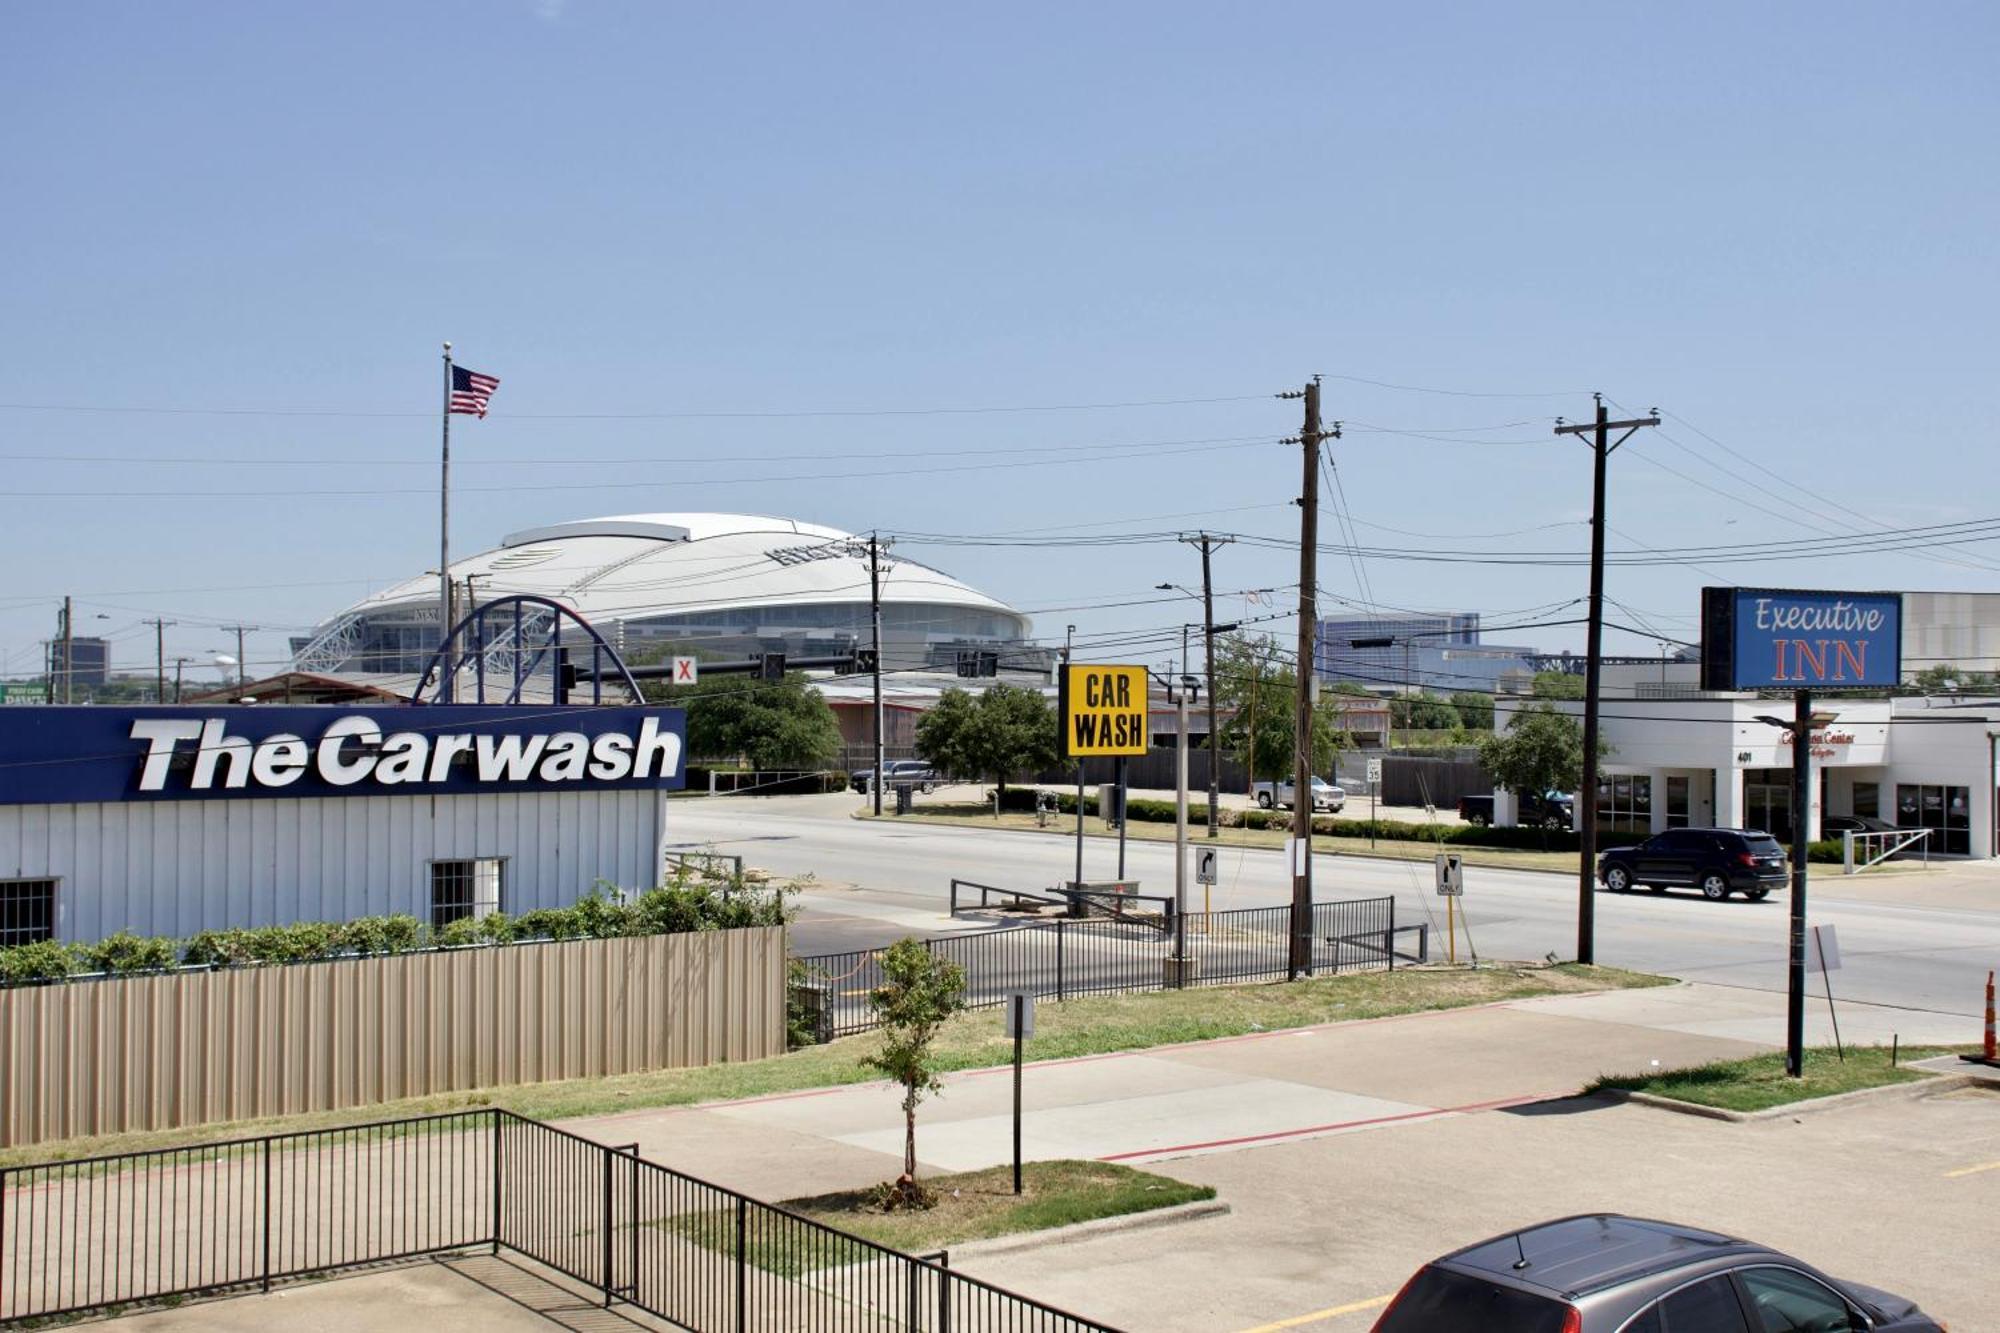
xmin=1595 ymin=1071 xmax=1979 ymax=1123
xmin=941 ymin=1197 xmax=1231 ymax=1260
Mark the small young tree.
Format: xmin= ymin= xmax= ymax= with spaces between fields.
xmin=1477 ymin=702 xmax=1608 ymax=843
xmin=913 ymin=683 xmax=1060 ymax=800
xmin=861 ymin=936 xmax=968 ymax=1209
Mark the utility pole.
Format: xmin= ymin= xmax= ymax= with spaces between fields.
xmin=144 ymin=618 xmax=176 ymax=703
xmin=173 ymin=656 xmax=192 ymax=704
xmin=869 ymin=533 xmax=886 ymax=816
xmin=1067 ymin=624 xmax=1083 ymax=889
xmin=60 ymin=596 xmax=74 ymax=704
xmin=1554 ymin=396 xmax=1659 ymax=964
xmin=1280 ymin=379 xmax=1338 ymax=979
xmin=221 ymin=625 xmax=258 ymax=694
xmin=1181 ymin=533 xmax=1234 ymax=839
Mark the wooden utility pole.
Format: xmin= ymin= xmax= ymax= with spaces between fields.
xmin=59 ymin=596 xmax=73 ymax=704
xmin=144 ymin=618 xmax=176 ymax=703
xmin=869 ymin=532 xmax=886 ymax=817
xmin=1554 ymin=397 xmax=1659 ymax=964
xmin=1181 ymin=533 xmax=1234 ymax=839
xmin=1281 ymin=380 xmax=1338 ymax=979
xmin=221 ymin=625 xmax=259 ymax=694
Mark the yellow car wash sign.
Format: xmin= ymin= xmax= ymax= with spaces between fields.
xmin=1061 ymin=664 xmax=1150 ymax=757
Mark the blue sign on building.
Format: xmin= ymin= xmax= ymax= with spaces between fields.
xmin=0 ymin=705 xmax=687 ymax=806
xmin=1700 ymin=587 xmax=1903 ymax=691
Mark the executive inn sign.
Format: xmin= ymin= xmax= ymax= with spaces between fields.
xmin=0 ymin=706 xmax=686 ymax=944
xmin=1700 ymin=587 xmax=1903 ymax=691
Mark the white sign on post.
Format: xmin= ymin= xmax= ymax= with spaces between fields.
xmin=1435 ymin=852 xmax=1464 ymax=897
xmin=1288 ymin=837 xmax=1311 ymax=877
xmin=672 ymin=656 xmax=700 ymax=685
xmin=1195 ymin=847 xmax=1217 ymax=885
xmin=1365 ymin=758 xmax=1383 ymax=786
xmin=1004 ymin=991 xmax=1035 ymax=1038
xmin=1808 ymin=923 xmax=1841 ymax=973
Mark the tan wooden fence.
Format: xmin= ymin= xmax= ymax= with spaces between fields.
xmin=0 ymin=927 xmax=787 ymax=1148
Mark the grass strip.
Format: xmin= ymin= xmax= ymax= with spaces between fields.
xmin=1588 ymin=1045 xmax=1964 ymax=1113
xmin=865 ymin=807 xmax=1582 ymax=873
xmin=3 ymin=962 xmax=1665 ymax=1168
xmin=662 ymin=1161 xmax=1214 ymax=1275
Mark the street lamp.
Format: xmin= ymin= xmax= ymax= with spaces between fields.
xmin=1754 ymin=705 xmax=1840 ymax=1078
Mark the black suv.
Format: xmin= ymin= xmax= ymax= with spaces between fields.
xmin=1597 ymin=828 xmax=1789 ymax=901
xmin=1373 ymin=1213 xmax=1944 ymax=1331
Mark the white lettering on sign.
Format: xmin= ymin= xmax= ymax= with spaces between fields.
xmin=128 ymin=716 xmax=682 ymax=795
xmin=1752 ymin=598 xmax=1885 ymax=634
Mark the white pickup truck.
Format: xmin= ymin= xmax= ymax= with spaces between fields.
xmin=1252 ymin=777 xmax=1346 ymax=812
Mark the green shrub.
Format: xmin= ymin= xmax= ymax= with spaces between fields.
xmin=786 ymin=957 xmax=825 ymax=1049
xmin=76 ymin=931 xmax=180 ymax=976
xmin=434 ymin=916 xmax=488 ymax=948
xmin=337 ymin=914 xmax=427 ymax=956
xmin=181 ymin=929 xmax=253 ymax=968
xmin=0 ymin=940 xmax=78 ymax=986
xmin=1807 ymin=839 xmax=1844 ymax=864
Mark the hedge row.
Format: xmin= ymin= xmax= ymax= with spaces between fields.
xmin=0 ymin=880 xmax=794 ymax=989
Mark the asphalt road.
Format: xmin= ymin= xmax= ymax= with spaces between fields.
xmin=668 ymin=794 xmax=2000 ymax=1020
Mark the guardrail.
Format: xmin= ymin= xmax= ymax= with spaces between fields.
xmin=663 ymin=848 xmax=747 ymax=882
xmin=797 ymin=896 xmax=1401 ymax=1040
xmin=0 ymin=1108 xmax=1121 ymax=1331
xmin=949 ymin=878 xmax=1066 ymax=915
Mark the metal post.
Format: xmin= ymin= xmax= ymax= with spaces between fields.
xmin=1075 ymin=762 xmax=1085 ymax=887
xmin=870 ymin=532 xmax=885 ymax=817
xmin=260 ymin=1136 xmax=272 ymax=1292
xmin=438 ymin=338 xmax=454 ymax=700
xmin=1787 ymin=687 xmax=1811 ymax=1078
xmin=1055 ymin=919 xmax=1065 ymax=1001
xmin=1116 ymin=756 xmax=1128 ymax=879
xmin=1173 ymin=683 xmax=1189 ymax=979
xmin=601 ymin=1147 xmax=614 ymax=1307
xmin=490 ymin=1112 xmax=503 ymax=1254
xmin=1011 ymin=994 xmax=1025 ymax=1195
xmin=1815 ymin=925 xmax=1844 ymax=1061
xmin=734 ymin=1197 xmax=748 ymax=1332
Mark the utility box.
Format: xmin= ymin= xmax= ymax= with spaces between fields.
xmin=894 ymin=783 xmax=914 ymax=815
xmin=1101 ymin=782 xmax=1125 ymax=829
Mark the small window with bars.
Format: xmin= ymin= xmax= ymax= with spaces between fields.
xmin=0 ymin=879 xmax=58 ymax=947
xmin=429 ymin=859 xmax=503 ymax=931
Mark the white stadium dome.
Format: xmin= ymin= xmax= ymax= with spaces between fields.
xmin=292 ymin=512 xmax=1035 ymax=682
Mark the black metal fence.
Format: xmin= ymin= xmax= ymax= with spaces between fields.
xmin=798 ymin=896 xmax=1423 ymax=1040
xmin=1 ymin=1108 xmax=1119 ymax=1331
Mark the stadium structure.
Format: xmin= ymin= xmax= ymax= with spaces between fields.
xmin=289 ymin=513 xmax=1041 ymax=696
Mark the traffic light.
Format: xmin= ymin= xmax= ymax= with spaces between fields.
xmin=758 ymin=652 xmax=787 ymax=681
xmin=855 ymin=649 xmax=878 ymax=674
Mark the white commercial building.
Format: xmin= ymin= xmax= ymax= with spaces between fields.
xmin=1492 ymin=691 xmax=2000 ymax=859
xmin=0 ymin=704 xmax=685 ymax=946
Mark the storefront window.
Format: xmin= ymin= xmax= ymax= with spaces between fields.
xmin=1896 ymin=784 xmax=1970 ymax=855
xmin=1852 ymin=782 xmax=1879 ymax=820
xmin=1597 ymin=775 xmax=1652 ymax=834
xmin=1665 ymin=776 xmax=1690 ymax=828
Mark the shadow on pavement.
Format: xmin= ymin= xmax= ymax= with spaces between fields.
xmin=1495 ymin=1093 xmax=1618 ymax=1118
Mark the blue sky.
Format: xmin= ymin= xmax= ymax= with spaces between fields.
xmin=2 ymin=2 xmax=1995 ymax=686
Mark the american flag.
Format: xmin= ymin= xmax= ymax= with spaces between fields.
xmin=449 ymin=365 xmax=500 ymax=418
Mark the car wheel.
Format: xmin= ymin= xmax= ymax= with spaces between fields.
xmin=1604 ymin=866 xmax=1631 ymax=893
xmin=1699 ymin=872 xmax=1731 ymax=901
xmin=1257 ymin=793 xmax=1273 ymax=809
xmin=1745 ymin=888 xmax=1770 ymax=902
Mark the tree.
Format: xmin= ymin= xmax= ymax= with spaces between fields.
xmin=1530 ymin=670 xmax=1586 ymax=700
xmin=643 ymin=671 xmax=842 ymax=770
xmin=1449 ymin=691 xmax=1494 ymax=731
xmin=1211 ymin=632 xmax=1345 ymax=781
xmin=1477 ymin=703 xmax=1608 ymax=828
xmin=861 ymin=937 xmax=967 ymax=1209
xmin=913 ymin=683 xmax=1060 ymax=799
xmin=1909 ymin=664 xmax=1997 ymax=694
xmin=1390 ymin=691 xmax=1461 ymax=730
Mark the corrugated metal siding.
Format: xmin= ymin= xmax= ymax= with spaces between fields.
xmin=0 ymin=791 xmax=666 ymax=942
xmin=0 ymin=927 xmax=786 ymax=1147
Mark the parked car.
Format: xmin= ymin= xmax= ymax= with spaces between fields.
xmin=1820 ymin=814 xmax=1899 ymax=837
xmin=1460 ymin=792 xmax=1573 ymax=829
xmin=848 ymin=760 xmax=939 ymax=794
xmin=1253 ymin=777 xmax=1345 ymax=812
xmin=1372 ymin=1213 xmax=1945 ymax=1332
xmin=1597 ymin=828 xmax=1789 ymax=901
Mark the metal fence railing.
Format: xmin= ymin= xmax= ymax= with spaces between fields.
xmin=1 ymin=1107 xmax=1120 ymax=1331
xmin=797 ymin=896 xmax=1421 ymax=1040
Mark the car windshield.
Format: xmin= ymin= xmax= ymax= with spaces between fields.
xmin=1375 ymin=1268 xmax=1573 ymax=1333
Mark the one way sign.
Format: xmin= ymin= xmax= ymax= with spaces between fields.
xmin=1195 ymin=848 xmax=1217 ymax=885
xmin=672 ymin=656 xmax=699 ymax=685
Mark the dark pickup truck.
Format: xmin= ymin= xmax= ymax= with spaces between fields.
xmin=1459 ymin=792 xmax=1573 ymax=829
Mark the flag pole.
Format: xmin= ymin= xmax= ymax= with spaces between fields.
xmin=440 ymin=340 xmax=454 ymax=703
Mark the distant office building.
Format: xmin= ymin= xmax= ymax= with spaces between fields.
xmin=48 ymin=636 xmax=108 ymax=689
xmin=1314 ymin=613 xmax=1534 ymax=694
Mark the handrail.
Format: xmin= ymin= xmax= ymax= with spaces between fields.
xmin=1842 ymin=827 xmax=1932 ymax=874
xmin=949 ymin=878 xmax=1064 ymax=915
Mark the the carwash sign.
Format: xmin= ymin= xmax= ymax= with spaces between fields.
xmin=1060 ymin=664 xmax=1150 ymax=758
xmin=0 ymin=705 xmax=687 ymax=806
xmin=1700 ymin=587 xmax=1902 ymax=691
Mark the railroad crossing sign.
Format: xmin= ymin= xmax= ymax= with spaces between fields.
xmin=1434 ymin=852 xmax=1464 ymax=897
xmin=1195 ymin=847 xmax=1217 ymax=885
xmin=671 ymin=656 xmax=699 ymax=685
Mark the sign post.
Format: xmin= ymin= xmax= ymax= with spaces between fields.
xmin=1365 ymin=757 xmax=1383 ymax=848
xmin=1058 ymin=661 xmax=1150 ymax=914
xmin=1704 ymin=587 xmax=1900 ymax=1078
xmin=1005 ymin=991 xmax=1035 ymax=1195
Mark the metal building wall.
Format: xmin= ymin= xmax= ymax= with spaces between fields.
xmin=0 ymin=790 xmax=667 ymax=943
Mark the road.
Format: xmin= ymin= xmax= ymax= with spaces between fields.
xmin=669 ymin=794 xmax=2000 ymax=1020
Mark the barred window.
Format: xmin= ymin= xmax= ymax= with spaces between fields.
xmin=429 ymin=859 xmax=503 ymax=931
xmin=0 ymin=879 xmax=57 ymax=947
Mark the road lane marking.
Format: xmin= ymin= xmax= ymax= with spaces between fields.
xmin=1237 ymin=1294 xmax=1393 ymax=1331
xmin=1945 ymin=1158 xmax=2000 ymax=1178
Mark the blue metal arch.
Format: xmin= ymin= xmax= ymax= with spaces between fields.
xmin=410 ymin=594 xmax=645 ymax=705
